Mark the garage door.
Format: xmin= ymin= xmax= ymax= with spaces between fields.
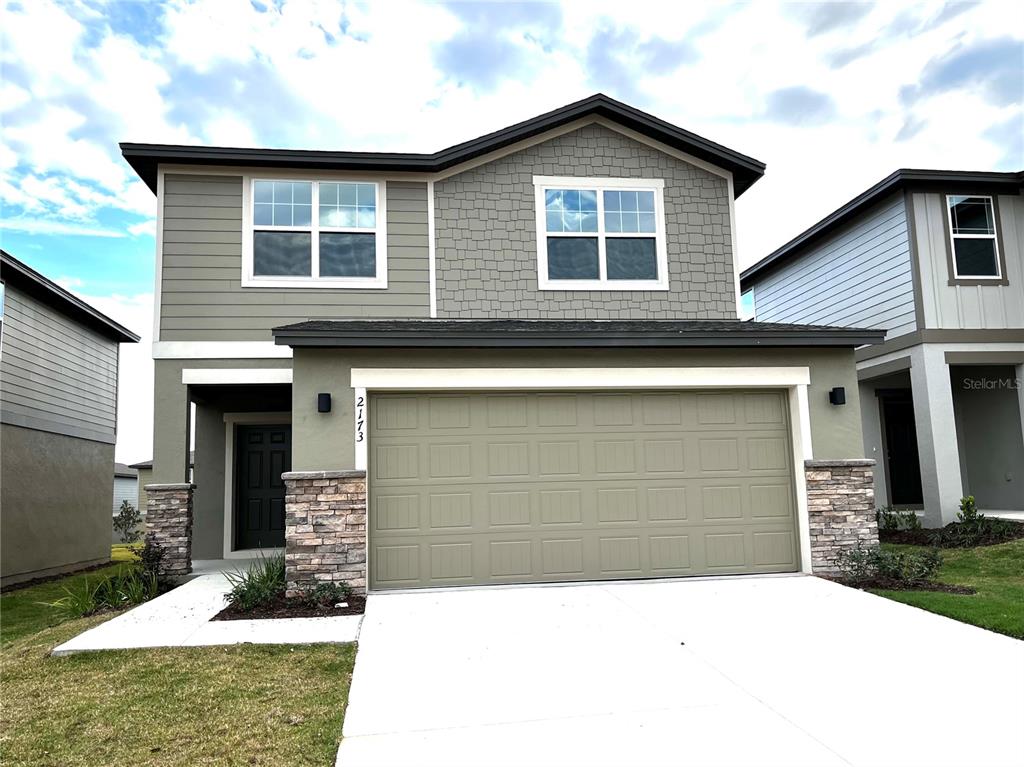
xmin=368 ymin=390 xmax=799 ymax=590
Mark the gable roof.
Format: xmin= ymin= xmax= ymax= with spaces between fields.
xmin=741 ymin=168 xmax=1024 ymax=288
xmin=121 ymin=94 xmax=766 ymax=197
xmin=0 ymin=250 xmax=140 ymax=344
xmin=114 ymin=462 xmax=138 ymax=478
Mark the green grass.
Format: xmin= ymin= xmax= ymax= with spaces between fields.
xmin=0 ymin=545 xmax=357 ymax=766
xmin=110 ymin=543 xmax=142 ymax=564
xmin=873 ymin=539 xmax=1024 ymax=639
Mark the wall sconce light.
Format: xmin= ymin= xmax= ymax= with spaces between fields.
xmin=317 ymin=393 xmax=332 ymax=413
xmin=828 ymin=387 xmax=846 ymax=406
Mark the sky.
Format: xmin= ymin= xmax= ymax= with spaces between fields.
xmin=0 ymin=0 xmax=1022 ymax=464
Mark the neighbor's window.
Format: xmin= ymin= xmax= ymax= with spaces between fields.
xmin=533 ymin=176 xmax=668 ymax=290
xmin=245 ymin=179 xmax=386 ymax=287
xmin=947 ymin=195 xmax=1001 ymax=279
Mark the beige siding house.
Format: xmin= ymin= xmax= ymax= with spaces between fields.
xmin=742 ymin=170 xmax=1024 ymax=525
xmin=122 ymin=94 xmax=883 ymax=592
xmin=1 ymin=250 xmax=139 ymax=586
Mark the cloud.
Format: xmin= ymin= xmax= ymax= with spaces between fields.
xmin=127 ymin=220 xmax=157 ymax=238
xmin=902 ymin=36 xmax=1024 ymax=107
xmin=983 ymin=114 xmax=1024 ymax=169
xmin=797 ymin=2 xmax=874 ymax=37
xmin=0 ymin=218 xmax=127 ymax=237
xmin=585 ymin=26 xmax=699 ymax=103
xmin=762 ymin=86 xmax=838 ymax=125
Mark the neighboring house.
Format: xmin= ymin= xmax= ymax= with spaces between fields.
xmin=122 ymin=94 xmax=882 ymax=592
xmin=0 ymin=250 xmax=140 ymax=586
xmin=112 ymin=462 xmax=139 ymax=543
xmin=741 ymin=170 xmax=1024 ymax=526
xmin=129 ymin=452 xmax=192 ymax=522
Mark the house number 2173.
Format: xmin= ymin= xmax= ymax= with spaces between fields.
xmin=355 ymin=395 xmax=366 ymax=443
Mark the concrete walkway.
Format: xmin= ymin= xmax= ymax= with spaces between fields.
xmin=51 ymin=565 xmax=361 ymax=655
xmin=339 ymin=575 xmax=1023 ymax=767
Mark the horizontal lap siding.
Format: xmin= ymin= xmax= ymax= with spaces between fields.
xmin=0 ymin=286 xmax=119 ymax=443
xmin=752 ymin=193 xmax=916 ymax=340
xmin=159 ymin=175 xmax=430 ymax=342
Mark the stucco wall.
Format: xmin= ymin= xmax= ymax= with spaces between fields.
xmin=290 ymin=346 xmax=864 ymax=472
xmin=1 ymin=424 xmax=113 ymax=585
xmin=434 ymin=123 xmax=736 ymax=319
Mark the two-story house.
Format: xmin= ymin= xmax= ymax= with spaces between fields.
xmin=742 ymin=170 xmax=1024 ymax=526
xmin=123 ymin=94 xmax=882 ymax=594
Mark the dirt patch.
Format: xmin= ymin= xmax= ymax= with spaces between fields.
xmin=880 ymin=520 xmax=1024 ymax=548
xmin=831 ymin=577 xmax=976 ymax=594
xmin=213 ymin=594 xmax=366 ymax=621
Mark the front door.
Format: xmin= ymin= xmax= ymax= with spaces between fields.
xmin=235 ymin=424 xmax=291 ymax=550
xmin=881 ymin=396 xmax=923 ymax=506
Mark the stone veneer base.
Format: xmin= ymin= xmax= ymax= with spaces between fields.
xmin=805 ymin=459 xmax=878 ymax=575
xmin=283 ymin=470 xmax=367 ymax=597
xmin=144 ymin=483 xmax=194 ymax=577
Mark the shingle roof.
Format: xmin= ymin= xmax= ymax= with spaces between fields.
xmin=272 ymin=319 xmax=882 ymax=348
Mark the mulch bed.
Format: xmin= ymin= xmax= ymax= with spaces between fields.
xmin=213 ymin=594 xmax=366 ymax=621
xmin=880 ymin=520 xmax=1024 ymax=548
xmin=832 ymin=577 xmax=975 ymax=594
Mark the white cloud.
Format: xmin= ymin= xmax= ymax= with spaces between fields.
xmin=0 ymin=217 xmax=126 ymax=237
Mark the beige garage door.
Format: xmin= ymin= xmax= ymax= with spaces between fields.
xmin=368 ymin=390 xmax=799 ymax=590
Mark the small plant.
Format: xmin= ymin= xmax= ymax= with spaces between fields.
xmin=297 ymin=582 xmax=352 ymax=609
xmin=835 ymin=544 xmax=943 ymax=586
xmin=224 ymin=553 xmax=286 ymax=611
xmin=113 ymin=500 xmax=143 ymax=543
xmin=137 ymin=538 xmax=166 ymax=580
xmin=957 ymin=495 xmax=979 ymax=524
xmin=876 ymin=506 xmax=922 ymax=533
xmin=47 ymin=567 xmax=159 ymax=620
xmin=929 ymin=496 xmax=1020 ymax=548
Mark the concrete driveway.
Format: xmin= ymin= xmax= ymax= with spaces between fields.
xmin=338 ymin=575 xmax=1023 ymax=767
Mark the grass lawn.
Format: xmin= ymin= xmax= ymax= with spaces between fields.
xmin=0 ymin=548 xmax=357 ymax=766
xmin=874 ymin=539 xmax=1024 ymax=639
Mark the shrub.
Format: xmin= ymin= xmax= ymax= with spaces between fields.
xmin=834 ymin=544 xmax=943 ymax=585
xmin=224 ymin=553 xmax=286 ymax=611
xmin=137 ymin=538 xmax=166 ymax=580
xmin=113 ymin=500 xmax=143 ymax=544
xmin=876 ymin=506 xmax=922 ymax=532
xmin=297 ymin=582 xmax=352 ymax=609
xmin=929 ymin=496 xmax=1019 ymax=547
xmin=47 ymin=567 xmax=159 ymax=620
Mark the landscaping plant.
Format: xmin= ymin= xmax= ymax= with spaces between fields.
xmin=834 ymin=544 xmax=943 ymax=587
xmin=297 ymin=582 xmax=352 ymax=609
xmin=47 ymin=567 xmax=158 ymax=620
xmin=876 ymin=506 xmax=922 ymax=533
xmin=112 ymin=500 xmax=143 ymax=544
xmin=224 ymin=553 xmax=286 ymax=611
xmin=929 ymin=496 xmax=1021 ymax=548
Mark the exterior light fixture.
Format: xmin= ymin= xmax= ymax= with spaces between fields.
xmin=317 ymin=393 xmax=332 ymax=413
xmin=828 ymin=387 xmax=846 ymax=406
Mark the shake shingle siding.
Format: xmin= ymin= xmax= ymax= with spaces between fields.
xmin=159 ymin=174 xmax=430 ymax=341
xmin=751 ymin=193 xmax=916 ymax=340
xmin=434 ymin=124 xmax=737 ymax=320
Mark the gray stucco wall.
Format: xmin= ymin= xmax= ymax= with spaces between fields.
xmin=192 ymin=401 xmax=227 ymax=559
xmin=0 ymin=284 xmax=119 ymax=443
xmin=160 ymin=175 xmax=430 ymax=341
xmin=290 ymin=346 xmax=864 ymax=472
xmin=751 ymin=193 xmax=916 ymax=340
xmin=1 ymin=424 xmax=113 ymax=585
xmin=434 ymin=123 xmax=736 ymax=319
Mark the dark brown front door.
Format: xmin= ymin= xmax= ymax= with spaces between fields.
xmin=881 ymin=396 xmax=924 ymax=506
xmin=235 ymin=424 xmax=291 ymax=550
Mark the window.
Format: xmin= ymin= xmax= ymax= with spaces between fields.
xmin=946 ymin=195 xmax=1001 ymax=279
xmin=739 ymin=289 xmax=755 ymax=321
xmin=243 ymin=179 xmax=386 ymax=288
xmin=533 ymin=176 xmax=668 ymax=290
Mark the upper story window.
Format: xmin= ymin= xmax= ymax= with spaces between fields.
xmin=946 ymin=195 xmax=1002 ymax=279
xmin=739 ymin=288 xmax=755 ymax=321
xmin=243 ymin=178 xmax=387 ymax=288
xmin=533 ymin=176 xmax=668 ymax=291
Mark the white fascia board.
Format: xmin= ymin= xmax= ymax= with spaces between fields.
xmin=349 ymin=367 xmax=811 ymax=390
xmin=154 ymin=341 xmax=292 ymax=359
xmin=182 ymin=368 xmax=293 ymax=385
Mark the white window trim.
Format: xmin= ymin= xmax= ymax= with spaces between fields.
xmin=241 ymin=176 xmax=388 ymax=289
xmin=533 ymin=176 xmax=669 ymax=291
xmin=946 ymin=194 xmax=1002 ymax=280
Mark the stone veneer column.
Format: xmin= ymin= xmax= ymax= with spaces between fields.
xmin=144 ymin=483 xmax=194 ymax=577
xmin=282 ymin=470 xmax=367 ymax=597
xmin=804 ymin=459 xmax=879 ymax=575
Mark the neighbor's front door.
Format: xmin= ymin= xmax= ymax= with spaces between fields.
xmin=235 ymin=424 xmax=291 ymax=550
xmin=881 ymin=397 xmax=924 ymax=507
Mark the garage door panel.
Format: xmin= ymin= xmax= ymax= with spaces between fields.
xmin=369 ymin=390 xmax=799 ymax=589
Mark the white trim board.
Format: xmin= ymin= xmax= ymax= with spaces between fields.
xmin=350 ymin=366 xmax=812 ymax=390
xmin=427 ymin=180 xmax=438 ymax=318
xmin=222 ymin=412 xmax=292 ymax=560
xmin=182 ymin=368 xmax=292 ymax=385
xmin=154 ymin=341 xmax=292 ymax=359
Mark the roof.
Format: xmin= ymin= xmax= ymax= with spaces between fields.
xmin=114 ymin=462 xmax=138 ymax=478
xmin=129 ymin=451 xmax=194 ymax=470
xmin=122 ymin=94 xmax=766 ymax=197
xmin=0 ymin=250 xmax=140 ymax=344
xmin=741 ymin=169 xmax=1024 ymax=288
xmin=272 ymin=319 xmax=883 ymax=348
